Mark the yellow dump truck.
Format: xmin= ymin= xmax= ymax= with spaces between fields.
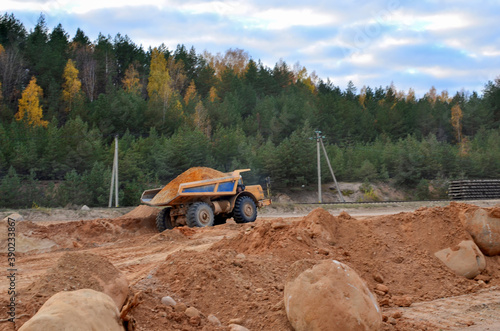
xmin=141 ymin=167 xmax=271 ymax=232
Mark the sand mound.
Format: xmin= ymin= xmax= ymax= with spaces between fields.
xmin=118 ymin=205 xmax=159 ymax=220
xmin=25 ymin=252 xmax=129 ymax=309
xmin=15 ymin=214 xmax=158 ymax=249
xmin=210 ymin=208 xmax=343 ymax=256
xmin=150 ymin=167 xmax=225 ymax=205
xmin=211 ymin=203 xmax=484 ymax=304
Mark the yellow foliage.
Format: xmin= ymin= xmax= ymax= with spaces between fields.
xmin=292 ymin=63 xmax=316 ymax=94
xmin=194 ymin=100 xmax=211 ymax=138
xmin=203 ymin=48 xmax=249 ymax=76
xmin=438 ymin=90 xmax=451 ymax=103
xmin=459 ymin=136 xmax=470 ymax=157
xmin=425 ymin=86 xmax=437 ymax=106
xmin=184 ymin=80 xmax=197 ymax=106
xmin=359 ymin=86 xmax=367 ymax=109
xmin=147 ymin=48 xmax=172 ymax=122
xmin=122 ymin=64 xmax=142 ymax=94
xmin=62 ymin=59 xmax=82 ymax=112
xmin=0 ymin=43 xmax=4 ymax=55
xmin=451 ymin=104 xmax=463 ymax=142
xmin=406 ymin=88 xmax=416 ymax=103
xmin=208 ymin=87 xmax=219 ymax=102
xmin=16 ymin=76 xmax=48 ymax=127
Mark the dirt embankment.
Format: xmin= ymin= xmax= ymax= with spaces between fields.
xmin=1 ymin=202 xmax=500 ymax=330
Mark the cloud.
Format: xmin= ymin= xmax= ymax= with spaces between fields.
xmin=2 ymin=0 xmax=500 ymax=96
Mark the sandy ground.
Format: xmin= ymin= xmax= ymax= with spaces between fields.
xmin=1 ymin=200 xmax=500 ymax=330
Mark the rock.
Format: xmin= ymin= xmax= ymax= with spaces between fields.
xmin=229 ymin=324 xmax=250 ymax=331
xmin=81 ymin=205 xmax=90 ymax=210
xmin=434 ymin=240 xmax=486 ymax=279
xmin=175 ymin=302 xmax=187 ymax=312
xmin=284 ymin=259 xmax=382 ymax=331
xmin=19 ymin=289 xmax=124 ymax=331
xmin=460 ymin=207 xmax=500 ymax=255
xmin=392 ymin=311 xmax=402 ymax=319
xmin=375 ymin=284 xmax=389 ymax=294
xmin=161 ymin=296 xmax=176 ymax=306
xmin=392 ymin=295 xmax=412 ymax=307
xmin=208 ymin=314 xmax=221 ymax=326
xmin=475 ymin=274 xmax=491 ymax=283
xmin=271 ymin=219 xmax=287 ymax=229
xmin=373 ymin=273 xmax=384 ymax=283
xmin=189 ymin=316 xmax=201 ymax=326
xmin=185 ymin=306 xmax=200 ymax=318
xmin=378 ymin=297 xmax=391 ymax=306
xmin=235 ymin=253 xmax=246 ymax=259
xmin=229 ymin=318 xmax=244 ymax=325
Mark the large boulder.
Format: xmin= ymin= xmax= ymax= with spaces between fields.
xmin=19 ymin=289 xmax=124 ymax=331
xmin=284 ymin=259 xmax=382 ymax=331
xmin=460 ymin=207 xmax=500 ymax=256
xmin=434 ymin=240 xmax=486 ymax=278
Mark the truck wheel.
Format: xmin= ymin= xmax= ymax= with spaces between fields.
xmin=187 ymin=202 xmax=214 ymax=227
xmin=156 ymin=208 xmax=173 ymax=232
xmin=233 ymin=196 xmax=257 ymax=223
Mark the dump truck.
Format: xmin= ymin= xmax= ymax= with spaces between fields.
xmin=141 ymin=167 xmax=271 ymax=232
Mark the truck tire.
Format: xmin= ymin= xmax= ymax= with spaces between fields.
xmin=233 ymin=196 xmax=257 ymax=223
xmin=187 ymin=202 xmax=214 ymax=227
xmin=156 ymin=208 xmax=173 ymax=232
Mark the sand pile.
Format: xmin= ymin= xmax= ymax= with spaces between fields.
xmin=9 ymin=202 xmax=500 ymax=331
xmin=24 ymin=252 xmax=129 ymax=310
xmin=12 ymin=212 xmax=158 ymax=250
xmin=211 ymin=204 xmax=493 ymax=303
xmin=118 ymin=205 xmax=159 ymax=220
xmin=150 ymin=167 xmax=226 ymax=205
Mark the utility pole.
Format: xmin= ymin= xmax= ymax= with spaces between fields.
xmin=310 ymin=130 xmax=324 ymax=203
xmin=310 ymin=130 xmax=345 ymax=203
xmin=108 ymin=135 xmax=119 ymax=207
xmin=319 ymin=136 xmax=345 ymax=202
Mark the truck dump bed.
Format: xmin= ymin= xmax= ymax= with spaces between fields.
xmin=141 ymin=167 xmax=250 ymax=207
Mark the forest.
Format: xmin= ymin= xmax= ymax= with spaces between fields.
xmin=0 ymin=13 xmax=499 ymax=208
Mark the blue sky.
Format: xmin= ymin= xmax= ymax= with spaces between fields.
xmin=3 ymin=0 xmax=500 ymax=97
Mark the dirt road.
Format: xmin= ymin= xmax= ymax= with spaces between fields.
xmin=1 ymin=200 xmax=500 ymax=330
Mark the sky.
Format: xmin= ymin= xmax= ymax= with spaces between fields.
xmin=3 ymin=0 xmax=500 ymax=97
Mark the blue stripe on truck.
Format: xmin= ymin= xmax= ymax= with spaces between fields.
xmin=183 ymin=184 xmax=216 ymax=193
xmin=217 ymin=181 xmax=235 ymax=192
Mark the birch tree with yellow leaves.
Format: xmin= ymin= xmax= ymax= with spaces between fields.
xmin=147 ymin=47 xmax=172 ymax=123
xmin=62 ymin=59 xmax=82 ymax=112
xmin=122 ymin=63 xmax=142 ymax=94
xmin=16 ymin=76 xmax=48 ymax=127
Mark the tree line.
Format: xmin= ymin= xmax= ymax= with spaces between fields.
xmin=0 ymin=13 xmax=499 ymax=208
